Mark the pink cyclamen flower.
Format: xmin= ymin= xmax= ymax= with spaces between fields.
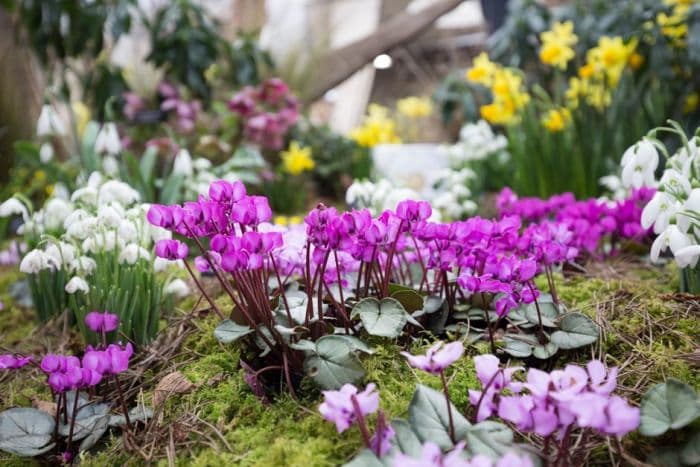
xmin=0 ymin=354 xmax=33 ymax=370
xmin=154 ymin=239 xmax=189 ymax=260
xmin=84 ymin=310 xmax=120 ymax=333
xmin=401 ymin=341 xmax=464 ymax=375
xmin=319 ymin=383 xmax=379 ymax=433
xmin=370 ymin=424 xmax=395 ymax=457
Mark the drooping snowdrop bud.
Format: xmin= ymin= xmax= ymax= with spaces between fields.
xmin=36 ymin=104 xmax=66 ymax=136
xmin=173 ymin=148 xmax=194 ymax=177
xmin=65 ymin=276 xmax=89 ymax=294
xmin=620 ymin=139 xmax=659 ymax=188
xmin=39 ymin=142 xmax=54 ymax=163
xmin=95 ymin=123 xmax=122 ymax=155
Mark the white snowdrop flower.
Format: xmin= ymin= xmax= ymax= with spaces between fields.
xmin=52 ymin=183 xmax=70 ymax=200
xmin=70 ymin=256 xmax=97 ymax=275
xmin=620 ymin=139 xmax=659 ymax=188
xmin=98 ymin=204 xmax=125 ymax=228
xmin=675 ymin=244 xmax=700 ymax=269
xmin=154 ymin=257 xmax=184 ymax=272
xmin=650 ymin=225 xmax=691 ymax=264
xmin=0 ymin=197 xmax=29 ymax=221
xmin=83 ymin=231 xmax=121 ymax=253
xmin=173 ymin=149 xmax=193 ymax=176
xmin=660 ymin=169 xmax=692 ymax=198
xmin=94 ymin=123 xmax=122 ymax=155
xmin=87 ymin=172 xmax=103 ymax=189
xmin=641 ymin=191 xmax=680 ymax=234
xmin=193 ymin=157 xmax=212 ymax=171
xmin=103 ymin=156 xmax=120 ymax=177
xmin=63 ymin=209 xmax=90 ymax=230
xmin=65 ymin=276 xmax=89 ymax=294
xmin=677 ymin=188 xmax=700 ymax=233
xmin=19 ymin=250 xmax=49 ymax=274
xmin=43 ymin=198 xmax=73 ymax=231
xmin=71 ymin=187 xmax=98 ymax=206
xmin=98 ymin=180 xmax=140 ymax=206
xmin=66 ymin=217 xmax=98 ymax=240
xmin=45 ymin=242 xmax=76 ymax=268
xmin=36 ymin=104 xmax=66 ymax=137
xmin=118 ymin=219 xmax=139 ymax=243
xmin=164 ymin=278 xmax=190 ymax=299
xmin=118 ymin=243 xmax=150 ymax=265
xmin=39 ymin=143 xmax=55 ymax=163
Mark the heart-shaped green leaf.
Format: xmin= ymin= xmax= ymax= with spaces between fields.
xmin=524 ymin=302 xmax=560 ymax=327
xmin=549 ymin=313 xmax=598 ymax=349
xmin=391 ymin=290 xmax=424 ymax=313
xmin=423 ymin=296 xmax=445 ymax=314
xmin=681 ymin=430 xmax=700 ymax=466
xmin=532 ymin=342 xmax=559 ymax=360
xmin=214 ymin=320 xmax=253 ymax=344
xmin=0 ymin=408 xmax=56 ymax=457
xmin=640 ymin=379 xmax=700 ymax=436
xmin=303 ymin=338 xmax=364 ymax=390
xmin=391 ymin=419 xmax=423 ymax=458
xmin=463 ymin=421 xmax=515 ymax=458
xmin=502 ymin=337 xmax=533 ymax=358
xmin=409 ymin=385 xmax=470 ymax=449
xmin=352 ymin=297 xmax=408 ymax=338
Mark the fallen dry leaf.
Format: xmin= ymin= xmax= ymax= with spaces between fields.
xmin=31 ymin=397 xmax=57 ymax=417
xmin=153 ymin=371 xmax=195 ymax=407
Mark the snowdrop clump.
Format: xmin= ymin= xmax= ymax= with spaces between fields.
xmin=620 ymin=124 xmax=700 ymax=276
xmin=2 ymin=173 xmax=187 ymax=342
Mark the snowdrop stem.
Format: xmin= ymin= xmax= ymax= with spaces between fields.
xmin=350 ymin=394 xmax=372 ymax=450
xmin=440 ymin=371 xmax=456 ymax=443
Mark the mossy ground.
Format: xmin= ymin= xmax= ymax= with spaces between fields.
xmin=0 ymin=257 xmax=698 ymax=466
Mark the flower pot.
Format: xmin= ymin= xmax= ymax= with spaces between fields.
xmin=371 ymin=144 xmax=449 ymax=198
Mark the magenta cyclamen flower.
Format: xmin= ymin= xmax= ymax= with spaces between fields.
xmin=154 ymin=239 xmax=189 ymax=260
xmin=393 ymin=442 xmax=534 ymax=467
xmin=319 ymin=383 xmax=379 ymax=433
xmin=401 ymin=341 xmax=464 ymax=375
xmin=84 ymin=310 xmax=120 ymax=333
xmin=0 ymin=354 xmax=33 ymax=370
xmin=396 ymin=199 xmax=432 ymax=223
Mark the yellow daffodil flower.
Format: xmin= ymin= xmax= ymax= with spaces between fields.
xmin=466 ymin=52 xmax=498 ymax=86
xmin=71 ymin=101 xmax=91 ymax=138
xmin=281 ymin=141 xmax=315 ymax=175
xmin=541 ymin=108 xmax=572 ymax=132
xmin=539 ymin=21 xmax=578 ymax=69
xmin=397 ymin=96 xmax=433 ymax=118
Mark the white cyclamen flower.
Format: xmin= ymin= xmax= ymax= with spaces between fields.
xmin=620 ymin=139 xmax=659 ymax=188
xmin=0 ymin=197 xmax=29 ymax=221
xmin=173 ymin=149 xmax=193 ymax=176
xmin=95 ymin=123 xmax=122 ymax=155
xmin=39 ymin=143 xmax=55 ymax=163
xmin=36 ymin=104 xmax=66 ymax=136
xmin=65 ymin=276 xmax=89 ymax=294
xmin=19 ymin=250 xmax=49 ymax=274
xmin=650 ymin=225 xmax=692 ymax=264
xmin=164 ymin=278 xmax=190 ymax=299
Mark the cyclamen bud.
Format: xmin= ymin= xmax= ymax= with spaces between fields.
xmin=84 ymin=311 xmax=120 ymax=333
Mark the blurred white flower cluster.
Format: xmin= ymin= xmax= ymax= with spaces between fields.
xmin=0 ymin=172 xmax=186 ymax=297
xmin=620 ymin=131 xmax=700 ymax=268
xmin=443 ymin=120 xmax=509 ymax=167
